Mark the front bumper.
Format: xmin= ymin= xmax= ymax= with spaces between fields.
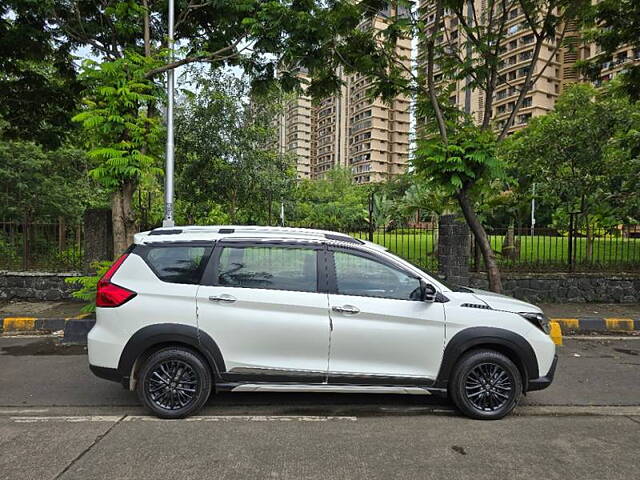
xmin=527 ymin=354 xmax=558 ymax=392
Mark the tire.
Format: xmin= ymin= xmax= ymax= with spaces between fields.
xmin=448 ymin=349 xmax=523 ymax=420
xmin=136 ymin=347 xmax=212 ymax=419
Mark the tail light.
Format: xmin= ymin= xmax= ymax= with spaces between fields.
xmin=96 ymin=253 xmax=136 ymax=308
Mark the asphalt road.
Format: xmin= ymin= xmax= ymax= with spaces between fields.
xmin=1 ymin=335 xmax=639 ymax=480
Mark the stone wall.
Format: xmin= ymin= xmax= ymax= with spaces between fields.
xmin=468 ymin=273 xmax=640 ymax=303
xmin=0 ymin=272 xmax=82 ymax=301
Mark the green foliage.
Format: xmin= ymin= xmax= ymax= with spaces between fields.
xmin=291 ymin=168 xmax=368 ymax=230
xmin=0 ymin=140 xmax=91 ymax=221
xmin=502 ymin=83 xmax=640 ymax=229
xmin=413 ymin=124 xmax=503 ymax=195
xmin=175 ymin=71 xmax=295 ymax=225
xmin=73 ymin=52 xmax=163 ymax=190
xmin=0 ymin=0 xmax=81 ymax=148
xmin=65 ymin=261 xmax=112 ymax=313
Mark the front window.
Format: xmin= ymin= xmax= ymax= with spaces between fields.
xmin=332 ymin=251 xmax=422 ymax=300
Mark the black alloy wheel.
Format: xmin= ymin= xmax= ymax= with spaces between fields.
xmin=449 ymin=349 xmax=523 ymax=420
xmin=137 ymin=347 xmax=212 ymax=419
xmin=146 ymin=359 xmax=199 ymax=410
xmin=463 ymin=362 xmax=513 ymax=412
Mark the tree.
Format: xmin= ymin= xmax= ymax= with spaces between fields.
xmin=327 ymin=0 xmax=590 ymax=292
xmin=581 ymin=0 xmax=640 ymax=99
xmin=0 ymin=140 xmax=88 ymax=222
xmin=42 ymin=1 xmax=367 ymax=254
xmin=175 ymin=71 xmax=295 ymax=225
xmin=0 ymin=1 xmax=81 ymax=148
xmin=73 ymin=53 xmax=163 ymax=254
xmin=502 ymin=83 xmax=639 ymax=259
xmin=291 ymin=168 xmax=368 ymax=230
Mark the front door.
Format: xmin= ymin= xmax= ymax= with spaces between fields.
xmin=327 ymin=248 xmax=445 ymax=383
xmin=196 ymin=241 xmax=330 ymax=382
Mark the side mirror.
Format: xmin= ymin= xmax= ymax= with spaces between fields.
xmin=420 ymin=279 xmax=437 ymax=303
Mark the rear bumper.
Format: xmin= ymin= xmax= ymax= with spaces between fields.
xmin=89 ymin=364 xmax=123 ymax=384
xmin=527 ymin=354 xmax=558 ymax=392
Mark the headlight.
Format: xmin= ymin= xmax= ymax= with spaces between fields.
xmin=519 ymin=312 xmax=551 ymax=334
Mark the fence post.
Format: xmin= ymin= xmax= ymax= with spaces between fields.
xmin=438 ymin=215 xmax=471 ymax=286
xmin=22 ymin=218 xmax=28 ymax=270
xmin=568 ymin=213 xmax=575 ymax=272
xmin=83 ymin=208 xmax=113 ymax=273
xmin=368 ymin=191 xmax=374 ymax=242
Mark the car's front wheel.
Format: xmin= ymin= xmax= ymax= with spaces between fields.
xmin=137 ymin=347 xmax=212 ymax=419
xmin=449 ymin=349 xmax=522 ymax=420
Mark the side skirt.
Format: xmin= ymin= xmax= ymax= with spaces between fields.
xmin=217 ymin=383 xmax=435 ymax=395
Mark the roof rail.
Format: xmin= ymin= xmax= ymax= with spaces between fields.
xmin=147 ymin=225 xmax=363 ymax=244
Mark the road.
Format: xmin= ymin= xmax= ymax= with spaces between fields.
xmin=0 ymin=335 xmax=639 ymax=479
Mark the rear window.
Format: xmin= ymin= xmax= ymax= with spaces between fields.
xmin=144 ymin=246 xmax=211 ymax=284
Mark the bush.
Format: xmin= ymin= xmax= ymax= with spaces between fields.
xmin=65 ymin=261 xmax=112 ymax=313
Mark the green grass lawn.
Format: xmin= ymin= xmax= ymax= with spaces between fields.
xmin=347 ymin=230 xmax=640 ymax=272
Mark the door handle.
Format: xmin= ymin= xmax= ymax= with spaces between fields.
xmin=332 ymin=305 xmax=360 ymax=315
xmin=208 ymin=294 xmax=236 ymax=303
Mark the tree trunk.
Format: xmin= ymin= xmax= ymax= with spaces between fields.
xmin=111 ymin=180 xmax=138 ymax=257
xmin=585 ymin=216 xmax=593 ymax=263
xmin=456 ymin=190 xmax=503 ymax=293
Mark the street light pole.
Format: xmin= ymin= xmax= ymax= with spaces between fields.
xmin=163 ymin=0 xmax=175 ymax=227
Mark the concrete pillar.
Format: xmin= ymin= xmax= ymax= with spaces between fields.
xmin=438 ymin=215 xmax=471 ymax=286
xmin=83 ymin=208 xmax=113 ymax=273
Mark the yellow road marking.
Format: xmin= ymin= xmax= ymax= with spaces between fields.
xmin=604 ymin=318 xmax=634 ymax=331
xmin=549 ymin=321 xmax=563 ymax=346
xmin=2 ymin=317 xmax=36 ymax=332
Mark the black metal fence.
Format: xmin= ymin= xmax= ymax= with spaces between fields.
xmin=0 ymin=222 xmax=83 ymax=272
xmin=2 ymin=220 xmax=639 ymax=274
xmin=470 ymin=226 xmax=640 ymax=273
xmin=336 ymin=225 xmax=440 ymax=273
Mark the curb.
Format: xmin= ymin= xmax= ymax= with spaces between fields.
xmin=0 ymin=315 xmax=95 ymax=343
xmin=551 ymin=317 xmax=640 ymax=333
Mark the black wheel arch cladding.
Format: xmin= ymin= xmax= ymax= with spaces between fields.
xmin=117 ymin=323 xmax=226 ymax=382
xmin=434 ymin=327 xmax=539 ymax=389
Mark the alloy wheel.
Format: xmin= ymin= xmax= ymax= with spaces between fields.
xmin=464 ymin=362 xmax=514 ymax=412
xmin=146 ymin=359 xmax=200 ymax=410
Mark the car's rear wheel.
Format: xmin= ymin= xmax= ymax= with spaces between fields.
xmin=449 ymin=349 xmax=522 ymax=420
xmin=137 ymin=347 xmax=212 ymax=419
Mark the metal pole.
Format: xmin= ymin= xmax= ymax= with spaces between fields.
xmin=530 ymin=183 xmax=536 ymax=237
xmin=163 ymin=0 xmax=175 ymax=227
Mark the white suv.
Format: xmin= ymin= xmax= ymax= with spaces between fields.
xmin=88 ymin=226 xmax=557 ymax=420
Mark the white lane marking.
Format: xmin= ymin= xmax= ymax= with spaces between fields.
xmin=10 ymin=416 xmax=123 ymax=423
xmin=0 ymin=409 xmax=49 ymax=414
xmin=7 ymin=415 xmax=357 ymax=423
xmin=515 ymin=406 xmax=640 ymax=416
xmin=568 ymin=336 xmax=640 ymax=340
xmin=124 ymin=415 xmax=358 ymax=422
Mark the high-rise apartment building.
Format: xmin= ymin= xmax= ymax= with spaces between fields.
xmin=418 ymin=1 xmax=563 ymax=133
xmin=274 ymin=80 xmax=314 ymax=180
xmin=275 ymin=6 xmax=412 ymax=184
xmin=418 ymin=1 xmax=639 ymax=134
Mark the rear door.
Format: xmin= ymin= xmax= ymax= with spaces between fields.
xmin=196 ymin=240 xmax=331 ymax=382
xmin=326 ymin=247 xmax=445 ymax=383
